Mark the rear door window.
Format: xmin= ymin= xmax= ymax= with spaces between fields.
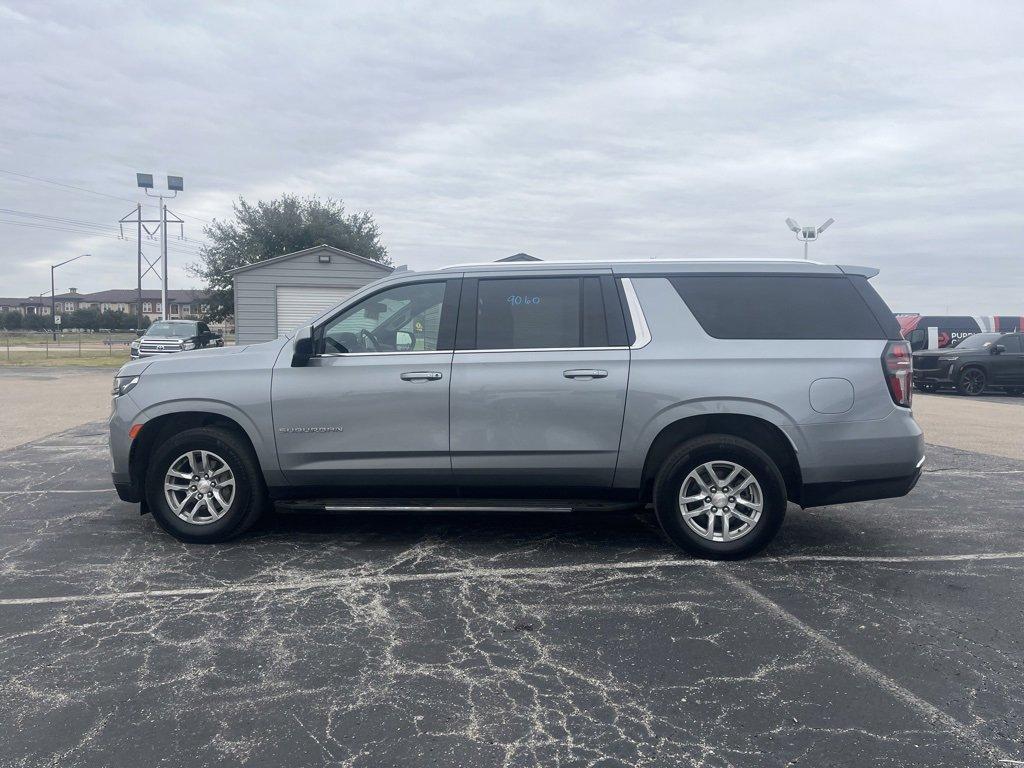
xmin=670 ymin=275 xmax=887 ymax=340
xmin=476 ymin=277 xmax=581 ymax=349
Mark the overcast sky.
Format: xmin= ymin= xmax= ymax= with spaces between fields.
xmin=1 ymin=1 xmax=1022 ymax=312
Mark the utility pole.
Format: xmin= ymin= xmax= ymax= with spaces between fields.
xmin=161 ymin=197 xmax=168 ymax=320
xmin=136 ymin=202 xmax=142 ymax=330
xmin=121 ymin=175 xmax=184 ymax=323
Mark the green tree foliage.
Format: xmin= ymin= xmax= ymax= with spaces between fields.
xmin=23 ymin=313 xmax=48 ymax=331
xmin=0 ymin=311 xmax=22 ymax=330
xmin=0 ymin=309 xmax=150 ymax=333
xmin=189 ymin=194 xmax=391 ymax=322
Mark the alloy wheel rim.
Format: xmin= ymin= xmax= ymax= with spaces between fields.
xmin=164 ymin=450 xmax=236 ymax=525
xmin=964 ymin=370 xmax=984 ymax=394
xmin=678 ymin=460 xmax=763 ymax=543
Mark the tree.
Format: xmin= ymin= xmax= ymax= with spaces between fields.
xmin=23 ymin=313 xmax=47 ymax=331
xmin=189 ymin=194 xmax=391 ymax=322
xmin=0 ymin=311 xmax=22 ymax=330
xmin=70 ymin=307 xmax=101 ymax=331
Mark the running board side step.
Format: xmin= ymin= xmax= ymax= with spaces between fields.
xmin=274 ymin=498 xmax=641 ymax=514
xmin=324 ymin=503 xmax=574 ymax=513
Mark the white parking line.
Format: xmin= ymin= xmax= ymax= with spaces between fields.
xmin=0 ymin=550 xmax=1021 ymax=607
xmin=724 ymin=572 xmax=1014 ymax=764
xmin=0 ymin=489 xmax=112 ymax=495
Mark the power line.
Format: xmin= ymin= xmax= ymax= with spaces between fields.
xmin=0 ymin=169 xmax=224 ymax=227
xmin=0 ymin=169 xmax=144 ymax=206
xmin=0 ymin=218 xmax=129 ymax=241
xmin=0 ymin=218 xmax=208 ymax=256
xmin=167 ymin=207 xmax=215 ymax=225
xmin=0 ymin=207 xmax=126 ymax=234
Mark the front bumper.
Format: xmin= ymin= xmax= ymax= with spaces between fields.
xmin=913 ymin=370 xmax=954 ymax=387
xmin=109 ymin=392 xmax=143 ymax=501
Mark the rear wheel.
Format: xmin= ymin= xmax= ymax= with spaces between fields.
xmin=1005 ymin=387 xmax=1024 ymax=397
xmin=145 ymin=426 xmax=267 ymax=543
xmin=653 ymin=435 xmax=786 ymax=560
xmin=956 ymin=367 xmax=987 ymax=396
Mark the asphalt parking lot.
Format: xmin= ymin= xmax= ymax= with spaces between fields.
xmin=1 ymin=410 xmax=1022 ymax=767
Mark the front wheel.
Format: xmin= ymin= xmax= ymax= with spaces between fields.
xmin=653 ymin=435 xmax=787 ymax=560
xmin=145 ymin=426 xmax=267 ymax=543
xmin=956 ymin=368 xmax=987 ymax=396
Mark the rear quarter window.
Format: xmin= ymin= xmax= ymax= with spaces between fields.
xmin=669 ymin=275 xmax=887 ymax=340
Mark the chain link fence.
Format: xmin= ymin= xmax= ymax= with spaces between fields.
xmin=1 ymin=330 xmax=134 ymax=366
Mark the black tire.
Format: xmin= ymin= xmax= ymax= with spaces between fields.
xmin=653 ymin=435 xmax=786 ymax=560
xmin=145 ymin=426 xmax=267 ymax=543
xmin=956 ymin=367 xmax=987 ymax=396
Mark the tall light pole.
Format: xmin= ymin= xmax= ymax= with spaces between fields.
xmin=136 ymin=173 xmax=184 ymax=320
xmin=50 ymin=254 xmax=89 ymax=341
xmin=785 ymin=217 xmax=835 ymax=260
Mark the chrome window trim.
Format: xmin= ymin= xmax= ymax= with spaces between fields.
xmin=454 ymin=346 xmax=628 ymax=354
xmin=315 ymin=350 xmax=452 ymax=359
xmin=620 ymin=277 xmax=652 ymax=349
xmin=313 ymin=277 xmax=650 ymax=356
xmin=316 ymin=347 xmax=632 ymax=358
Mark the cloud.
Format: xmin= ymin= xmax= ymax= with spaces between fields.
xmin=0 ymin=0 xmax=1022 ymax=312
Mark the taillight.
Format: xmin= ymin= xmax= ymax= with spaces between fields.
xmin=883 ymin=340 xmax=912 ymax=407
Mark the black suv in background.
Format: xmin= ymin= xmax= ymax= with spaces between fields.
xmin=130 ymin=320 xmax=223 ymax=359
xmin=913 ymin=332 xmax=1024 ymax=396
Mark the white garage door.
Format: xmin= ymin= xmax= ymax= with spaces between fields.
xmin=276 ymin=286 xmax=356 ymax=336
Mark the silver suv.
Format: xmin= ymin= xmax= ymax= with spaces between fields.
xmin=109 ymin=259 xmax=923 ymax=559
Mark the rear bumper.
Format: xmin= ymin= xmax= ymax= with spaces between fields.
xmin=800 ymin=465 xmax=922 ymax=508
xmin=786 ymin=407 xmax=925 ymax=488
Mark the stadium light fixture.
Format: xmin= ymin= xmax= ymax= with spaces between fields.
xmin=785 ymin=217 xmax=836 ymax=260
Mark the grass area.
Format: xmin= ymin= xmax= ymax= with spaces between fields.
xmin=0 ymin=351 xmax=130 ymax=368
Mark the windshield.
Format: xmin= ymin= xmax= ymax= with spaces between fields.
xmin=147 ymin=322 xmax=196 ymax=338
xmin=954 ymin=333 xmax=1000 ymax=350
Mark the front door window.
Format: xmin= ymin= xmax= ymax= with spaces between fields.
xmin=321 ymin=282 xmax=446 ymax=354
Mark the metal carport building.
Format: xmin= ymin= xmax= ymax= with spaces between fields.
xmin=230 ymin=244 xmax=393 ymax=344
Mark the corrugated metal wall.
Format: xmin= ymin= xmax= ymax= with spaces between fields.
xmin=232 ymin=247 xmax=391 ymax=344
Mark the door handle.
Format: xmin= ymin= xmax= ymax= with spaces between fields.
xmin=400 ymin=371 xmax=443 ymax=382
xmin=563 ymin=369 xmax=608 ymax=380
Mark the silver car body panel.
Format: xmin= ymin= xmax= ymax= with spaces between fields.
xmin=109 ymin=259 xmax=923 ymax=506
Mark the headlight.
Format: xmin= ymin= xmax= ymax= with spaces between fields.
xmin=112 ymin=375 xmax=140 ymax=397
xmin=182 ymin=340 xmax=196 ymax=350
xmin=938 ymin=356 xmax=959 ymax=361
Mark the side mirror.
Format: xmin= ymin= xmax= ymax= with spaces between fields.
xmin=291 ymin=326 xmax=315 ymax=367
xmin=991 ymin=344 xmax=1006 ymax=355
xmin=136 ymin=329 xmax=146 ymax=337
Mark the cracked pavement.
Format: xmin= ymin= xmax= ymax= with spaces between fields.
xmin=1 ymin=423 xmax=1022 ymax=767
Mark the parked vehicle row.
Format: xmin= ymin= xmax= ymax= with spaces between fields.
xmin=110 ymin=259 xmax=923 ymax=559
xmin=898 ymin=313 xmax=1023 ymax=351
xmin=130 ymin=320 xmax=223 ymax=359
xmin=913 ymin=332 xmax=1024 ymax=396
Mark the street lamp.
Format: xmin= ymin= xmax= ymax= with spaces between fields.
xmin=137 ymin=173 xmax=184 ymax=320
xmin=50 ymin=254 xmax=89 ymax=341
xmin=785 ymin=217 xmax=835 ymax=260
